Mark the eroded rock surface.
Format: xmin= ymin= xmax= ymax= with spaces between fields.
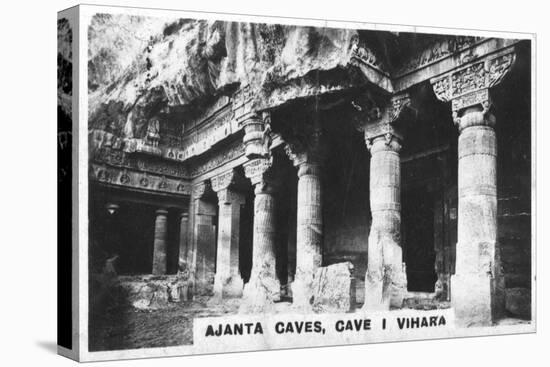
xmin=311 ymin=262 xmax=354 ymax=313
xmin=88 ymin=14 xmax=360 ymax=147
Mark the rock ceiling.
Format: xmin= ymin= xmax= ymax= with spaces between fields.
xmin=86 ymin=13 xmax=486 ymax=141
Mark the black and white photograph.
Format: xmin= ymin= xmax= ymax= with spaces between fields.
xmin=8 ymin=1 xmax=541 ymax=364
xmin=53 ymin=4 xmax=537 ymax=360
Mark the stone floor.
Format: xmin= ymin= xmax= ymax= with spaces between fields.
xmin=89 ymin=295 xmax=529 ymax=352
xmin=89 ymin=296 xmax=241 ymax=351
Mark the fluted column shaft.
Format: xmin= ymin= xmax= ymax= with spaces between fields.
xmin=453 ymin=108 xmax=502 ymax=325
xmin=240 ymin=181 xmax=280 ymax=312
xmin=214 ymin=189 xmax=244 ymax=299
xmin=293 ymin=162 xmax=323 ymax=307
xmin=178 ymin=213 xmax=189 ymax=271
xmin=152 ymin=209 xmax=168 ymax=275
xmin=364 ymin=136 xmax=406 ymax=310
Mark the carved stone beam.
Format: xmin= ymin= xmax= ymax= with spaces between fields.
xmin=430 ymin=49 xmax=515 ymax=128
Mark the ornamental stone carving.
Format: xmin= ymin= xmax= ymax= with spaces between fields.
xmin=90 ymin=163 xmax=190 ymax=195
xmin=192 ymin=181 xmax=213 ymax=200
xmin=243 ymin=157 xmax=274 ymax=186
xmin=352 ymin=92 xmax=414 ymax=149
xmin=430 ymin=50 xmax=515 ymax=125
xmin=211 ymin=168 xmax=247 ymax=193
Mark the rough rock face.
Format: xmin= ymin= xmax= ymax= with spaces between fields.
xmin=57 ymin=18 xmax=72 ymax=117
xmin=88 ymin=14 xmax=359 ymax=143
xmin=312 ymin=262 xmax=354 ymax=313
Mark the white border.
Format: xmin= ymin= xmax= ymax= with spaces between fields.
xmin=74 ymin=4 xmax=536 ymax=362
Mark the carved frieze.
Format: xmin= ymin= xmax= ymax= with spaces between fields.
xmin=175 ymin=107 xmax=238 ymax=161
xmin=349 ymin=35 xmax=389 ymax=74
xmin=232 ymin=84 xmax=255 ymax=123
xmin=90 ymin=163 xmax=191 ymax=195
xmin=122 ymin=102 xmax=238 ymax=164
xmin=184 ymin=95 xmax=231 ymax=132
xmin=92 ymin=147 xmax=188 ymax=178
xmin=187 ymin=139 xmax=245 ymax=178
xmin=396 ymin=36 xmax=485 ymax=76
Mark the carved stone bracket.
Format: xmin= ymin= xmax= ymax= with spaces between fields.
xmin=192 ymin=180 xmax=214 ymax=200
xmin=211 ymin=168 xmax=248 ymax=193
xmin=243 ymin=157 xmax=278 ymax=194
xmin=352 ymin=92 xmax=414 ymax=151
xmin=430 ymin=49 xmax=515 ymax=125
xmin=283 ymin=124 xmax=323 ymax=168
xmin=216 ymin=188 xmax=246 ymax=206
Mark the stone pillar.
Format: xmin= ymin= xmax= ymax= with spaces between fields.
xmin=152 ymin=209 xmax=168 ymax=275
xmin=364 ymin=134 xmax=406 ymax=310
xmin=452 ymin=107 xmax=501 ymax=325
xmin=189 ymin=182 xmax=217 ymax=296
xmin=241 ymin=158 xmax=281 ymax=312
xmin=294 ymin=162 xmax=323 ymax=307
xmin=212 ymin=169 xmax=246 ymax=299
xmin=352 ymin=93 xmax=413 ymax=311
xmin=430 ymin=51 xmax=515 ymax=325
xmin=285 ymin=130 xmax=323 ymax=309
xmin=177 ymin=212 xmax=189 ymax=271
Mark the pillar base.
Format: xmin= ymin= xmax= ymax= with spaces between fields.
xmin=452 ymin=272 xmax=503 ymax=327
xmin=213 ymin=275 xmax=244 ymax=300
xmin=239 ymin=276 xmax=281 ymax=314
xmin=290 ymin=276 xmax=315 ymax=312
xmin=452 ymin=273 xmax=492 ymax=326
xmin=362 ymin=264 xmax=407 ymax=311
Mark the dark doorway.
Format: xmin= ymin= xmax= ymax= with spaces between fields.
xmin=112 ymin=203 xmax=156 ymax=274
xmin=402 ymin=188 xmax=438 ymax=292
xmin=89 ymin=200 xmax=156 ymax=275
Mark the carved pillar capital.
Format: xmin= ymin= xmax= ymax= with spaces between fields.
xmin=191 ymin=181 xmax=213 ymax=200
xmin=216 ymin=188 xmax=246 ymax=206
xmin=155 ymin=208 xmax=169 ymax=216
xmin=283 ymin=119 xmax=323 ymax=171
xmin=211 ymin=168 xmax=247 ymax=193
xmin=368 ymin=134 xmax=403 ymax=154
xmin=430 ymin=49 xmax=515 ymax=130
xmin=352 ymin=92 xmax=414 ymax=152
xmin=284 ymin=141 xmax=322 ymax=171
xmin=243 ymin=157 xmax=278 ymax=194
